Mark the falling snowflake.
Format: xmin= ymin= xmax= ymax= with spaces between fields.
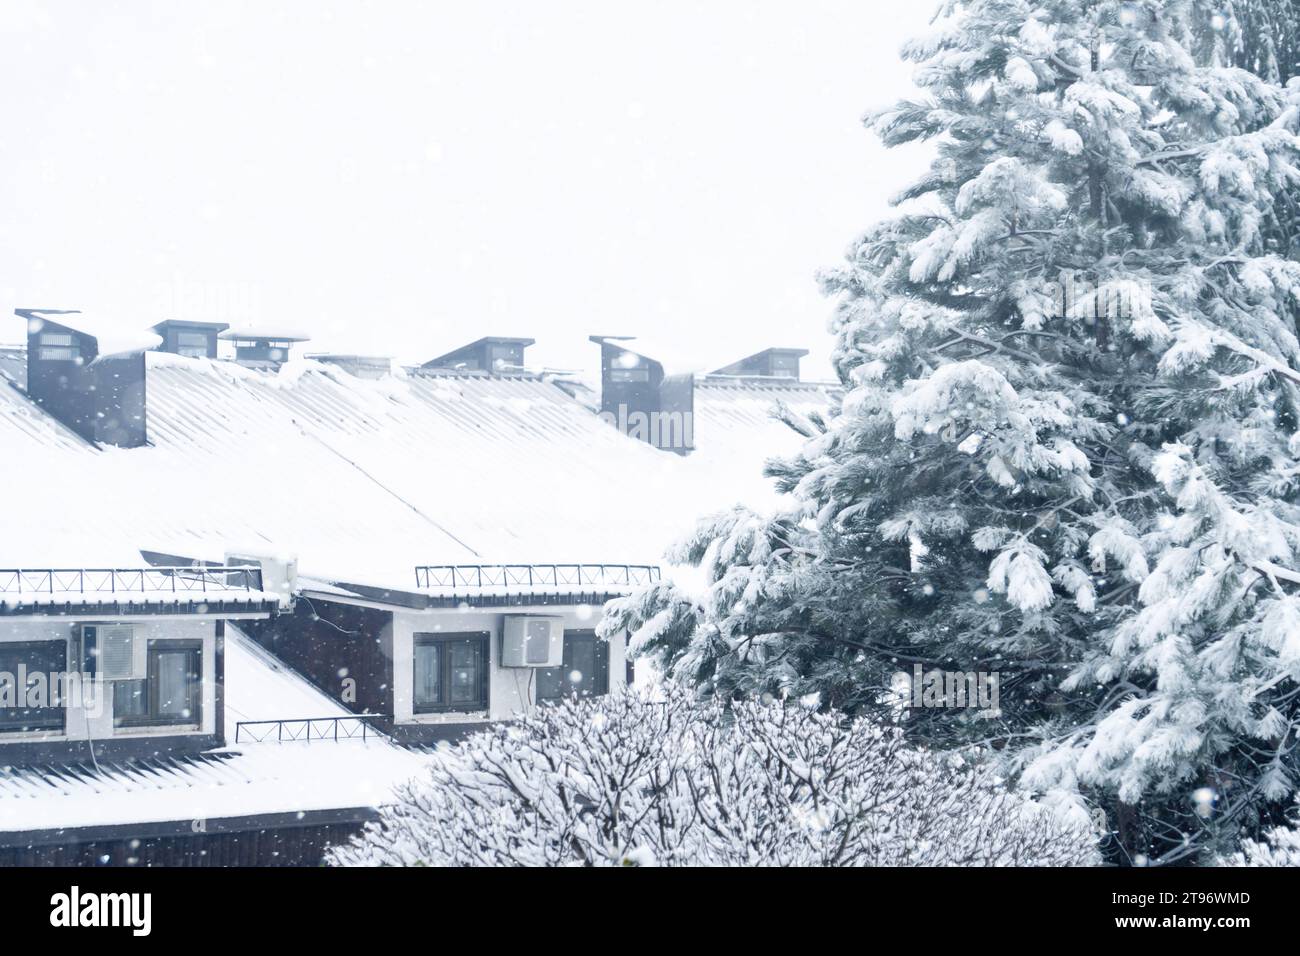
xmin=1191 ymin=786 xmax=1217 ymax=819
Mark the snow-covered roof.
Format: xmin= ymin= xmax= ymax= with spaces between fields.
xmin=0 ymin=343 xmax=836 ymax=837
xmin=694 ymin=376 xmax=837 ymax=476
xmin=18 ymin=309 xmax=161 ymax=360
xmin=299 ymin=563 xmax=664 ymax=609
xmin=0 ymin=376 xmax=143 ymax=567
xmin=0 ymin=626 xmax=429 ymax=835
xmin=0 ymin=349 xmax=834 ymax=592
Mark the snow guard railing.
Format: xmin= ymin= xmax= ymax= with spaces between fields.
xmin=234 ymin=714 xmax=389 ymax=744
xmin=414 ymin=563 xmax=661 ymax=591
xmin=0 ymin=566 xmax=264 ymax=596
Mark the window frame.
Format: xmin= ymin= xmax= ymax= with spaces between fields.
xmin=412 ymin=632 xmax=490 ymax=715
xmin=488 ymin=344 xmax=520 ymax=369
xmin=174 ymin=330 xmax=210 ymax=358
xmin=0 ymin=640 xmax=68 ymax=734
xmin=113 ymin=639 xmax=203 ymax=729
xmin=37 ymin=331 xmax=81 ymax=362
xmin=535 ymin=630 xmax=610 ymax=704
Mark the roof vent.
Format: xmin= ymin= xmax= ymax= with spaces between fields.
xmin=422 ymin=336 xmax=534 ymax=374
xmin=16 ymin=308 xmax=157 ymax=448
xmin=219 ymin=326 xmax=311 ymax=368
xmin=588 ymin=335 xmax=694 ymax=455
xmin=710 ymin=348 xmax=808 ymax=381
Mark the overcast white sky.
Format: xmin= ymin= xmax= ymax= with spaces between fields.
xmin=0 ymin=0 xmax=932 ymax=378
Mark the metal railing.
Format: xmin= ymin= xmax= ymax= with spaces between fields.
xmin=414 ymin=563 xmax=661 ymax=591
xmin=234 ymin=715 xmax=390 ymax=744
xmin=0 ymin=566 xmax=264 ymax=596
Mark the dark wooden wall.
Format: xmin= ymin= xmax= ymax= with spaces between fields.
xmin=597 ymin=342 xmax=664 ymax=421
xmin=25 ymin=323 xmax=147 ymax=448
xmin=239 ymin=601 xmax=394 ymax=721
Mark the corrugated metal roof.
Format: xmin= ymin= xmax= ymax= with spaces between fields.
xmin=695 ymin=377 xmax=836 ymax=445
xmin=0 ymin=740 xmax=429 ymax=834
xmin=0 ymin=372 xmax=146 ymax=567
xmin=0 ymin=380 xmax=87 ymax=453
xmin=0 ymin=350 xmax=834 ymax=588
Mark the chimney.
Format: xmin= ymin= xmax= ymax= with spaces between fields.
xmin=218 ymin=327 xmax=311 ymax=368
xmin=151 ymin=319 xmax=230 ymax=359
xmin=309 ymin=353 xmax=393 ymax=379
xmin=16 ymin=309 xmax=157 ymax=448
xmin=588 ymin=335 xmax=694 ymax=454
xmin=711 ymin=347 xmax=808 ymax=381
xmin=422 ymin=336 xmax=535 ymax=373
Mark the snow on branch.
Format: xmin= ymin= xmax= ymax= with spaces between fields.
xmin=328 ymin=687 xmax=1099 ymax=867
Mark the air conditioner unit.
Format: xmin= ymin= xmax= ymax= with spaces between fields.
xmin=501 ymin=616 xmax=564 ymax=668
xmin=82 ymin=625 xmax=146 ymax=681
xmin=224 ymin=551 xmax=298 ymax=608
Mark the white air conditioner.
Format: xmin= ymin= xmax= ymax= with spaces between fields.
xmin=83 ymin=625 xmax=146 ymax=681
xmin=224 ymin=551 xmax=298 ymax=608
xmin=501 ymin=616 xmax=564 ymax=668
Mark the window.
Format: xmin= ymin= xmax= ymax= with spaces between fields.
xmin=113 ymin=640 xmax=202 ymax=728
xmin=38 ymin=331 xmax=80 ymax=362
xmin=536 ymin=631 xmax=609 ymax=703
xmin=413 ymin=633 xmax=489 ymax=713
xmin=489 ymin=345 xmax=520 ymax=370
xmin=0 ymin=641 xmax=67 ymax=733
xmin=609 ymin=368 xmax=650 ymax=383
xmin=175 ymin=330 xmax=210 ymax=358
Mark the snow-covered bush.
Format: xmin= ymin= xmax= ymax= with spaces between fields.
xmin=328 ymin=687 xmax=1098 ymax=867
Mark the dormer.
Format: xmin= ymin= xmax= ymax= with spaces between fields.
xmin=588 ymin=335 xmax=694 ymax=454
xmin=711 ymin=347 xmax=809 ymax=381
xmin=422 ymin=336 xmax=535 ymax=373
xmin=219 ymin=327 xmax=311 ymax=367
xmin=16 ymin=308 xmax=159 ymax=448
xmin=151 ymin=319 xmax=230 ymax=359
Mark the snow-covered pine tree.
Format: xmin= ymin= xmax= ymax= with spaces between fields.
xmin=1201 ymin=2 xmax=1300 ymax=256
xmin=1204 ymin=0 xmax=1300 ymax=85
xmin=603 ymin=0 xmax=1300 ymax=861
